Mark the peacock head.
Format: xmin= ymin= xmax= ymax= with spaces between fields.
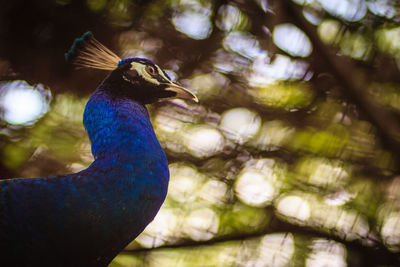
xmin=113 ymin=57 xmax=197 ymax=104
xmin=65 ymin=32 xmax=198 ymax=104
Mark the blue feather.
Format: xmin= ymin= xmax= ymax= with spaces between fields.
xmin=0 ymin=82 xmax=169 ymax=266
xmin=0 ymin=32 xmax=196 ymax=265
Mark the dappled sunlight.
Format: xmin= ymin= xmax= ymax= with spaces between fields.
xmin=257 ymin=233 xmax=295 ymax=267
xmin=144 ymin=242 xmax=241 ymax=267
xmin=216 ymin=4 xmax=249 ymax=32
xmin=308 ymin=163 xmax=349 ymax=187
xmin=367 ymin=0 xmax=396 ymax=18
xmin=152 ymin=101 xmax=201 ymax=154
xmin=290 ymin=125 xmax=350 ymax=158
xmin=3 ymin=0 xmax=400 ymax=266
xmin=324 ymin=190 xmax=356 ymax=206
xmin=234 ymin=158 xmax=281 ymax=207
xmin=223 ymin=31 xmax=266 ymax=60
xmin=249 ymin=54 xmax=311 ymax=86
xmin=154 ymin=109 xmax=188 ymax=135
xmin=67 ymin=162 xmax=88 ymax=173
xmin=306 ymin=239 xmax=347 ymax=267
xmin=172 ymin=0 xmax=212 ymax=40
xmin=318 ymin=19 xmax=342 ymax=44
xmin=212 ymin=48 xmax=250 ymax=73
xmin=183 ymin=125 xmax=224 ymax=158
xmin=135 ymin=164 xmax=221 ymax=247
xmin=339 ymin=32 xmax=372 ymax=60
xmin=303 ymin=6 xmax=323 ymax=25
xmin=376 ymin=26 xmax=400 ymax=57
xmin=168 ymin=163 xmax=204 ymax=203
xmin=318 ymin=18 xmax=384 ymax=61
xmin=2 ymin=93 xmax=88 ymax=176
xmin=250 ymin=120 xmax=295 ymax=150
xmin=184 ymin=208 xmax=219 ymax=241
xmin=368 ymin=83 xmax=400 ymax=112
xmin=328 ymin=210 xmax=369 ymax=241
xmin=187 ymin=73 xmax=228 ymax=100
xmin=296 ymin=157 xmax=350 ymax=187
xmin=135 ymin=208 xmax=181 ymax=248
xmin=386 ymin=176 xmax=400 ymax=201
xmin=199 ymin=179 xmax=229 ymax=205
xmin=311 ymin=197 xmax=369 ymax=240
xmin=110 ymin=254 xmax=142 ymax=267
xmin=273 ymin=23 xmax=312 ymax=57
xmin=381 ymin=211 xmax=400 ymax=251
xmin=235 ymin=171 xmax=276 ymax=207
xmin=0 ymin=80 xmax=51 ymax=125
xmin=277 ymin=192 xmax=370 ymax=241
xmin=318 ymin=0 xmax=367 ymax=21
xmin=219 ymin=107 xmax=261 ymax=144
xmin=250 ymin=82 xmax=314 ymax=108
xmin=276 ymin=194 xmax=311 ymax=222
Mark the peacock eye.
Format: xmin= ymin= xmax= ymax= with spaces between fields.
xmin=146 ymin=65 xmax=157 ymax=76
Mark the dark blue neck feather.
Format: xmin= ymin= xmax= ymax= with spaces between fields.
xmin=84 ymin=86 xmax=153 ymax=160
xmin=0 ymin=80 xmax=170 ymax=266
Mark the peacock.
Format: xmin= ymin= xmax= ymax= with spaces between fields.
xmin=0 ymin=32 xmax=198 ymax=266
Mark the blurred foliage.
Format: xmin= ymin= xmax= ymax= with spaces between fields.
xmin=1 ymin=0 xmax=400 ymax=266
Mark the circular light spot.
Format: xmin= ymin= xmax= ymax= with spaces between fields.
xmin=223 ymin=31 xmax=265 ymax=59
xmin=306 ymin=239 xmax=347 ymax=267
xmin=235 ymin=171 xmax=277 ymax=207
xmin=258 ymin=233 xmax=295 ymax=267
xmin=273 ymin=23 xmax=312 ymax=57
xmin=184 ymin=208 xmax=219 ymax=241
xmin=136 ymin=208 xmax=179 ymax=248
xmin=200 ymin=180 xmax=228 ymax=204
xmin=216 ymin=4 xmax=248 ymax=32
xmin=0 ymin=81 xmax=51 ymax=125
xmin=172 ymin=6 xmax=212 ymax=40
xmin=318 ymin=0 xmax=366 ymax=21
xmin=381 ymin=212 xmax=400 ymax=248
xmin=184 ymin=125 xmax=224 ymax=158
xmin=367 ymin=0 xmax=395 ymax=18
xmin=169 ymin=164 xmax=202 ymax=202
xmin=189 ymin=73 xmax=224 ymax=99
xmin=277 ymin=195 xmax=310 ymax=221
xmin=220 ymin=108 xmax=261 ymax=143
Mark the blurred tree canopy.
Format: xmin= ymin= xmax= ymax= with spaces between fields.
xmin=1 ymin=0 xmax=400 ymax=266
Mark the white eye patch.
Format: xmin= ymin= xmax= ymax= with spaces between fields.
xmin=128 ymin=61 xmax=173 ymax=86
xmin=129 ymin=62 xmax=159 ymax=85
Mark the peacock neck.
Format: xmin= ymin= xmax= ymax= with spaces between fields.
xmin=0 ymin=80 xmax=170 ymax=267
xmin=83 ymin=84 xmax=165 ymax=166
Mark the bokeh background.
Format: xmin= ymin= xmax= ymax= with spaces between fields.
xmin=1 ymin=0 xmax=400 ymax=266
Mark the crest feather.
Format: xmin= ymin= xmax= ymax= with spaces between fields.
xmin=65 ymin=32 xmax=121 ymax=70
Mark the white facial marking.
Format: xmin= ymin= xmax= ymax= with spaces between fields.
xmin=156 ymin=65 xmax=171 ymax=82
xmin=129 ymin=62 xmax=160 ymax=85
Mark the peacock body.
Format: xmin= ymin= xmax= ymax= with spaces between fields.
xmin=0 ymin=32 xmax=197 ymax=266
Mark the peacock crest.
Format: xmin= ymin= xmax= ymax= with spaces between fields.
xmin=65 ymin=31 xmax=121 ymax=70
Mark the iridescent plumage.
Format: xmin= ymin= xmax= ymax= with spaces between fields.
xmin=0 ymin=32 xmax=197 ymax=266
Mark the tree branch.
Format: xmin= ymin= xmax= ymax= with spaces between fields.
xmin=283 ymin=0 xmax=400 ymax=164
xmin=123 ymin=215 xmax=400 ymax=266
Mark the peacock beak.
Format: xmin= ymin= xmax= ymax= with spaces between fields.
xmin=165 ymin=83 xmax=199 ymax=103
